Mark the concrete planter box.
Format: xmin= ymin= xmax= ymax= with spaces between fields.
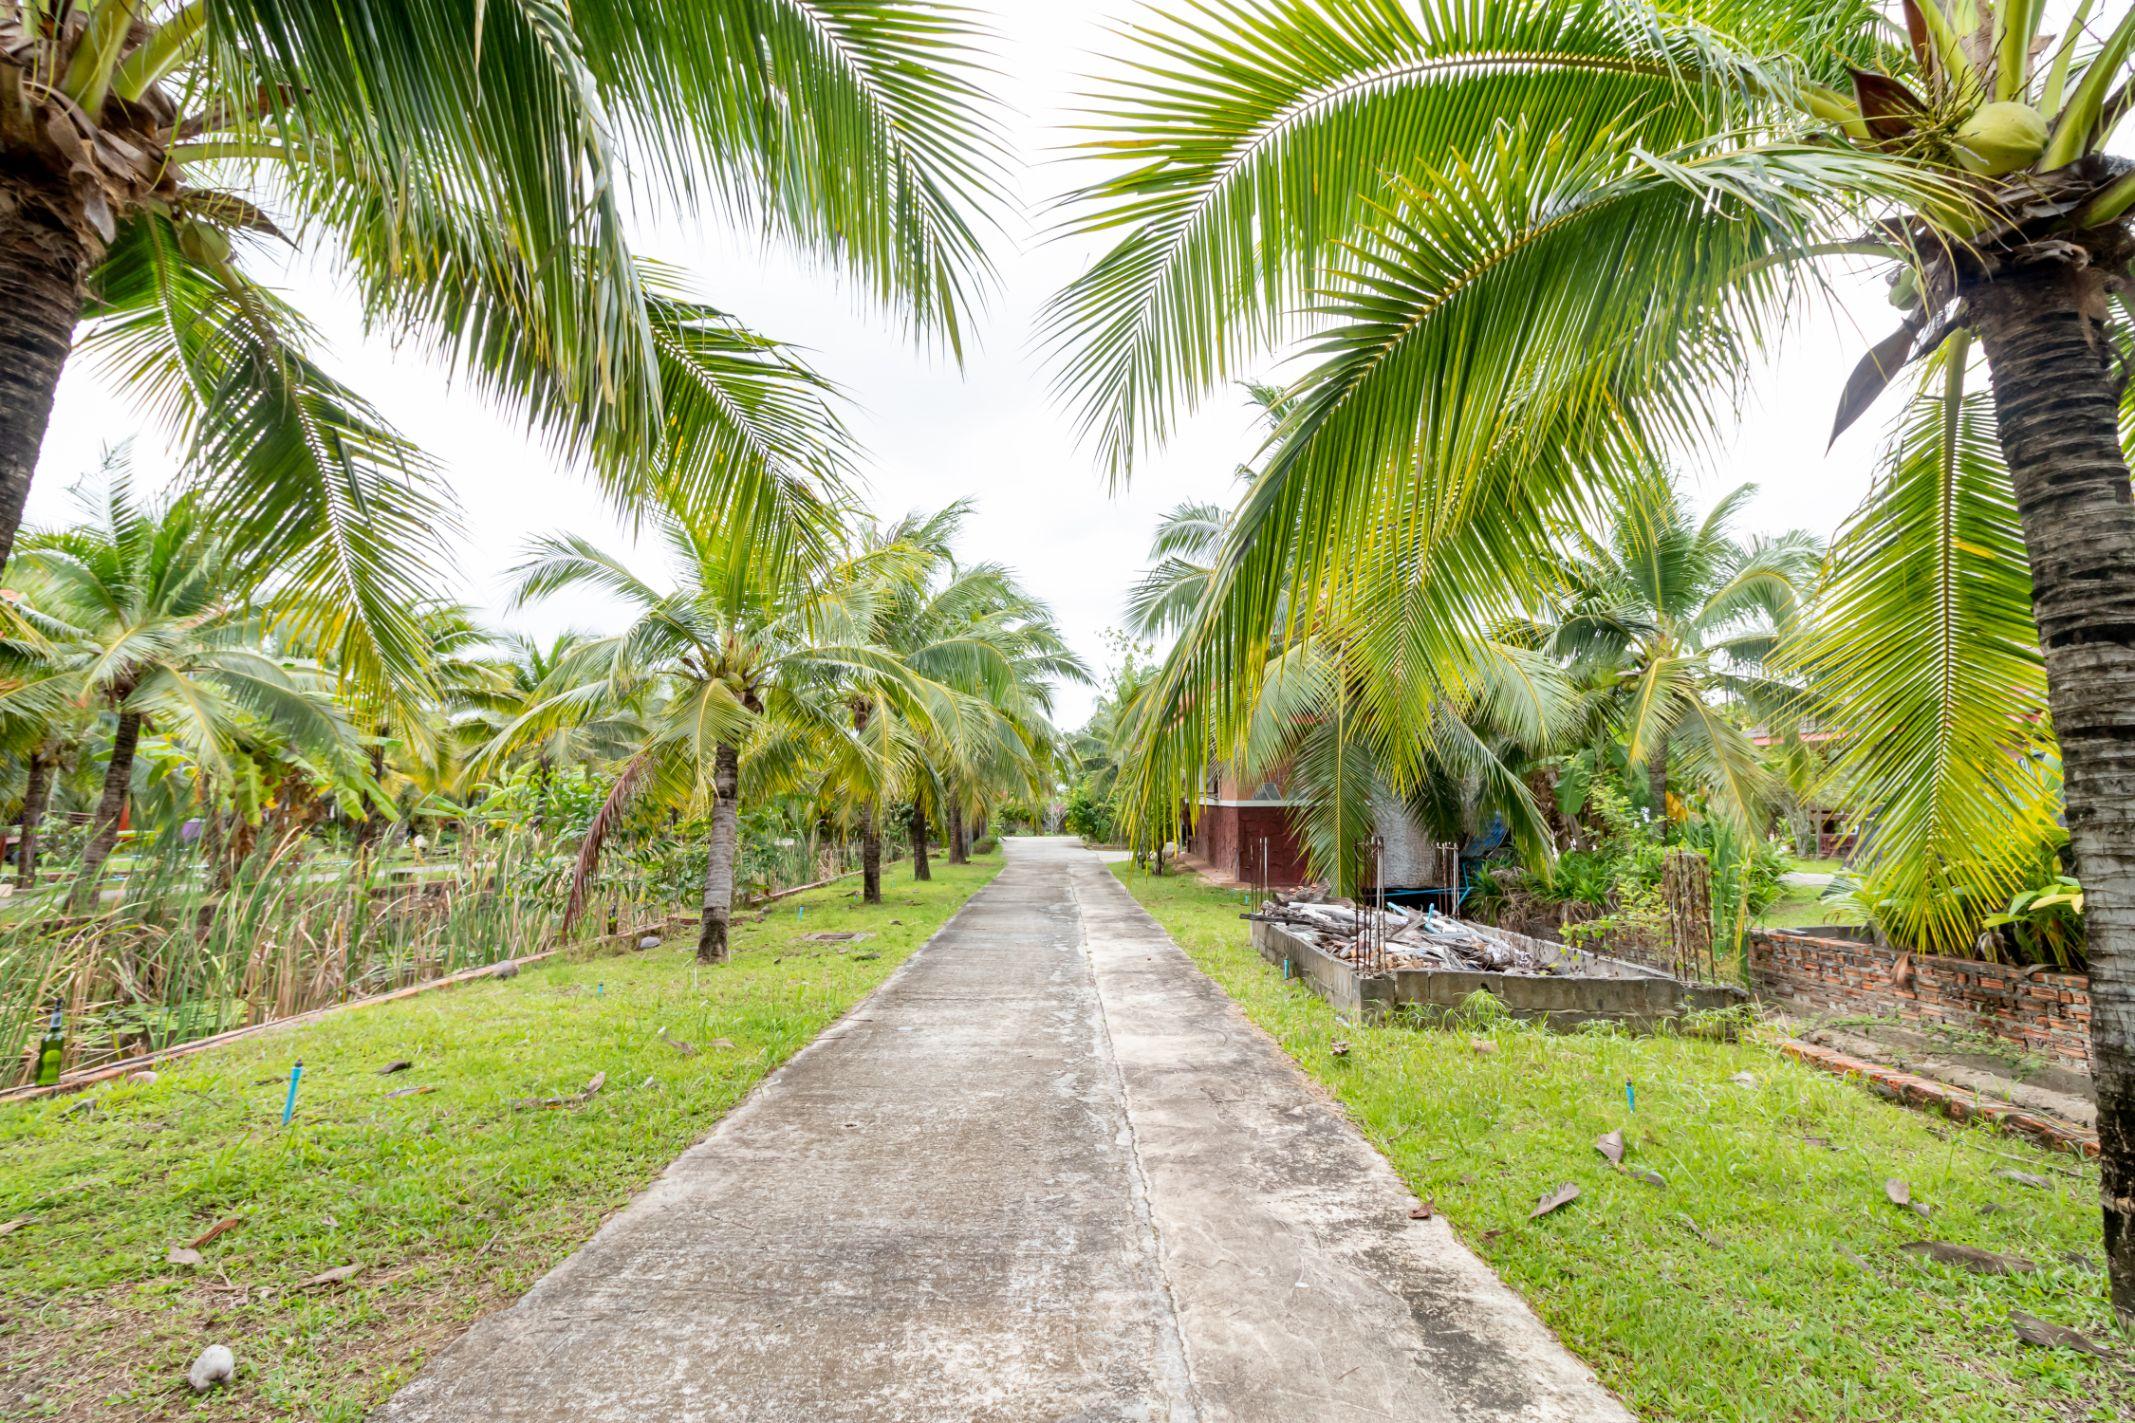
xmin=1251 ymin=919 xmax=1746 ymax=1029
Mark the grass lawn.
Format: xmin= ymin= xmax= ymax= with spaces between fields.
xmin=0 ymin=854 xmax=999 ymax=1422
xmin=1755 ymin=879 xmax=1855 ymax=930
xmin=1114 ymin=863 xmax=2122 ymax=1423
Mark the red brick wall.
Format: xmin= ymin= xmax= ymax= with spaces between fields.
xmin=1748 ymin=929 xmax=2092 ymax=1073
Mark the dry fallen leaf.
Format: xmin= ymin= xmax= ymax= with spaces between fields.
xmin=1629 ymin=1168 xmax=1666 ymax=1189
xmin=1530 ymin=1183 xmax=1580 ymax=1219
xmin=1804 ymin=1134 xmax=1835 ymax=1151
xmin=166 ymin=1246 xmax=204 ymax=1267
xmin=0 ymin=1219 xmax=27 ymax=1237
xmin=666 ymin=1038 xmax=698 ymax=1057
xmin=1595 ymin=1130 xmax=1624 ymax=1166
xmin=710 ymin=1038 xmax=736 ymax=1050
xmin=1329 ymin=1040 xmax=1351 ymax=1058
xmin=386 ymin=1085 xmax=435 ymax=1099
xmin=377 ymin=1060 xmax=413 ymax=1076
xmin=1679 ymin=1216 xmax=1722 ymax=1248
xmin=1730 ymin=1071 xmax=1758 ymax=1089
xmin=1409 ymin=1200 xmax=1435 ymax=1221
xmin=1883 ymin=1178 xmax=1918 ymax=1211
xmin=581 ymin=1072 xmax=606 ymax=1098
xmin=187 ymin=1217 xmax=241 ymax=1250
xmin=2010 ymin=1311 xmax=2113 ymax=1358
xmin=1900 ymin=1241 xmax=2036 ymax=1276
xmin=302 ymin=1264 xmax=362 ymax=1289
xmin=1995 ymin=1168 xmax=2052 ymax=1190
xmin=1469 ymin=1038 xmax=1497 ymax=1055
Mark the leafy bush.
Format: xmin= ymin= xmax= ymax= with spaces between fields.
xmin=1062 ymin=779 xmax=1115 ymax=844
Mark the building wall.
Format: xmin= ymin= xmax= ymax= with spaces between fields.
xmin=1748 ymin=929 xmax=2092 ymax=1073
xmin=1189 ymin=801 xmax=1310 ymax=885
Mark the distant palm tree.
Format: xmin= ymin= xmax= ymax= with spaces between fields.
xmin=863 ymin=504 xmax=1087 ymax=881
xmin=6 ymin=479 xmax=348 ymax=905
xmin=505 ymin=517 xmax=930 ymax=961
xmin=0 ymin=0 xmax=1007 ymax=700
xmin=1538 ymin=473 xmax=1819 ymax=828
xmin=0 ymin=613 xmax=89 ymax=888
xmin=1045 ymin=0 xmax=2135 ymax=1308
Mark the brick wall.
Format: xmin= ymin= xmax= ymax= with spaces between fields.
xmin=1748 ymin=929 xmax=2092 ymax=1074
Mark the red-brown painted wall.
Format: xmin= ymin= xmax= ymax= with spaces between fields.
xmin=1748 ymin=929 xmax=2092 ymax=1073
xmin=1188 ymin=802 xmax=1310 ymax=885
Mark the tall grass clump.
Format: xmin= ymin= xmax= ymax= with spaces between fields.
xmin=0 ymin=826 xmax=665 ymax=1085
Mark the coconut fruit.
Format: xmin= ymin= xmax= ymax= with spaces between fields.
xmin=1889 ymin=266 xmax=1920 ymax=311
xmin=1953 ymin=101 xmax=2047 ymax=176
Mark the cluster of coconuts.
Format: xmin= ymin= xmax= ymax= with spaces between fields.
xmin=1889 ymin=98 xmax=2053 ymax=310
xmin=1951 ymin=100 xmax=2049 ymax=177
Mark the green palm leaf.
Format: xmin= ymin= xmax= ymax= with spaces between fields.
xmin=1790 ymin=337 xmax=2057 ymax=955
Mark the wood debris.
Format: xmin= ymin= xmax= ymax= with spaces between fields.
xmin=1248 ymin=894 xmax=1555 ymax=974
xmin=187 ymin=1217 xmax=241 ymax=1249
xmin=1899 ymin=1241 xmax=2036 ymax=1276
xmin=2010 ymin=1311 xmax=2113 ymax=1358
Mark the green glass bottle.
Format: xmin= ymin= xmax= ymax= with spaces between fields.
xmin=35 ymin=1001 xmax=63 ymax=1087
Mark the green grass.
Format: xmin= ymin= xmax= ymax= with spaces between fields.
xmin=0 ymin=855 xmax=999 ymax=1422
xmin=1756 ymin=879 xmax=1856 ymax=930
xmin=1114 ymin=863 xmax=2121 ymax=1423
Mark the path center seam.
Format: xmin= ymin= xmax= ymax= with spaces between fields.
xmin=1069 ymin=868 xmax=1205 ymax=1423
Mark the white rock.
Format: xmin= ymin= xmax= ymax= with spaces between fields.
xmin=127 ymin=1070 xmax=158 ymax=1085
xmin=637 ymin=934 xmax=662 ymax=951
xmin=187 ymin=1345 xmax=235 ymax=1392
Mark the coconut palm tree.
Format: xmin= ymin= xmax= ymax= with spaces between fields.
xmin=834 ymin=503 xmax=1086 ymax=894
xmin=0 ymin=0 xmax=1007 ymax=701
xmin=6 ymin=479 xmax=350 ymax=905
xmin=867 ymin=510 xmax=1088 ymax=881
xmin=503 ymin=515 xmax=934 ymax=962
xmin=1044 ymin=0 xmax=2135 ymax=1305
xmin=0 ymin=612 xmax=90 ymax=888
xmin=1538 ymin=472 xmax=1820 ymax=828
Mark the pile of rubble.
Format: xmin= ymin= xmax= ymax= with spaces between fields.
xmin=1248 ymin=889 xmax=1556 ymax=975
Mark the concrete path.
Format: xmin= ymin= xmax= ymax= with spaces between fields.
xmin=375 ymin=838 xmax=1629 ymax=1422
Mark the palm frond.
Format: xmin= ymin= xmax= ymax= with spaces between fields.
xmin=1789 ymin=337 xmax=2057 ymax=953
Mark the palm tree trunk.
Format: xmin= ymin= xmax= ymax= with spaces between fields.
xmin=697 ymin=740 xmax=741 ymax=964
xmin=860 ymin=803 xmax=882 ymax=904
xmin=0 ymin=181 xmax=93 ymax=570
xmin=909 ymin=803 xmax=931 ymax=881
xmin=1972 ymin=263 xmax=2135 ymax=1321
xmin=15 ymin=750 xmax=49 ymax=889
xmin=1647 ymin=738 xmax=1669 ymax=821
xmin=72 ymin=710 xmax=141 ymax=910
xmin=946 ymin=800 xmax=968 ymax=864
xmin=355 ymin=736 xmax=387 ymax=850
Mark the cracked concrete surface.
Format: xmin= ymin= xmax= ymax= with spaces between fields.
xmin=374 ymin=838 xmax=1630 ymax=1422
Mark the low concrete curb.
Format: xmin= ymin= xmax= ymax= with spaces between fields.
xmin=1778 ymin=1037 xmax=2098 ymax=1157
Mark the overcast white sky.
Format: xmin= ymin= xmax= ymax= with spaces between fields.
xmin=32 ymin=0 xmax=1903 ymax=729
